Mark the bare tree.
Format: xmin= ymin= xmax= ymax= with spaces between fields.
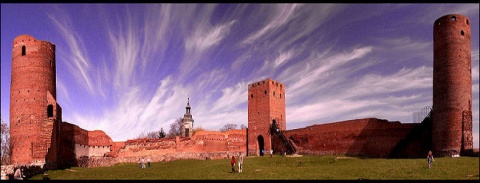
xmin=167 ymin=118 xmax=183 ymax=137
xmin=220 ymin=123 xmax=238 ymax=132
xmin=146 ymin=131 xmax=159 ymax=139
xmin=136 ymin=131 xmax=147 ymax=139
xmin=136 ymin=127 xmax=168 ymax=139
xmin=1 ymin=119 xmax=11 ymax=164
xmin=240 ymin=124 xmax=247 ymax=129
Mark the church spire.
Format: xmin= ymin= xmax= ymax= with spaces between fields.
xmin=182 ymin=97 xmax=194 ymax=137
xmin=186 ymin=97 xmax=191 ymax=114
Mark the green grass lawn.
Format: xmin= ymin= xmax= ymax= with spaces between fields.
xmin=29 ymin=155 xmax=479 ymax=180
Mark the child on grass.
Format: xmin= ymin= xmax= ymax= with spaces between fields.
xmin=427 ymin=151 xmax=434 ymax=168
xmin=231 ymin=155 xmax=236 ymax=173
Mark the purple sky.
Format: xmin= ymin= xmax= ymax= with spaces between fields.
xmin=1 ymin=4 xmax=479 ymax=146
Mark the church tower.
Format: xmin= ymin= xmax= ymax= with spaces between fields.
xmin=181 ymin=98 xmax=194 ymax=137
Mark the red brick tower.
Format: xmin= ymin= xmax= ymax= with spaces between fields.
xmin=432 ymin=14 xmax=472 ymax=156
xmin=247 ymin=78 xmax=286 ymax=156
xmin=9 ymin=35 xmax=62 ymax=166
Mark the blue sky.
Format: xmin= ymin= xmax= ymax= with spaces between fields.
xmin=1 ymin=4 xmax=478 ymax=146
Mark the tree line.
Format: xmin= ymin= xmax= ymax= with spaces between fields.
xmin=135 ymin=118 xmax=247 ymax=139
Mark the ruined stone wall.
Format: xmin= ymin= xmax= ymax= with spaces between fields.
xmin=433 ymin=14 xmax=472 ymax=156
xmin=113 ymin=129 xmax=246 ymax=164
xmin=282 ymin=118 xmax=419 ymax=158
xmin=108 ymin=142 xmax=125 ymax=158
xmin=57 ymin=122 xmax=113 ymax=167
xmin=9 ymin=35 xmax=57 ymax=165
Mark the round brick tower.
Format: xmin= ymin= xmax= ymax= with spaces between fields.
xmin=432 ymin=14 xmax=472 ymax=157
xmin=10 ymin=34 xmax=57 ymax=165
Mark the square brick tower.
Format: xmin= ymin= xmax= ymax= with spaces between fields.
xmin=247 ymin=78 xmax=286 ymax=156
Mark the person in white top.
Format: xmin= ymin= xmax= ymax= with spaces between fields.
xmin=238 ymin=153 xmax=244 ymax=173
xmin=13 ymin=167 xmax=24 ymax=180
xmin=141 ymin=157 xmax=146 ymax=168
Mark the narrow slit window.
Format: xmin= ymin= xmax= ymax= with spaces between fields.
xmin=461 ymin=30 xmax=464 ymax=36
xmin=47 ymin=105 xmax=54 ymax=118
xmin=22 ymin=46 xmax=26 ymax=56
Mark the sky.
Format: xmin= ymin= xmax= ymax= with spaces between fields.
xmin=1 ymin=4 xmax=479 ymax=146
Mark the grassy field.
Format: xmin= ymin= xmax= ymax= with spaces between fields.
xmin=29 ymin=155 xmax=479 ymax=180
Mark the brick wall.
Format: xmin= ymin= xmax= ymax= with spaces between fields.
xmin=281 ymin=118 xmax=420 ymax=158
xmin=113 ymin=129 xmax=247 ymax=164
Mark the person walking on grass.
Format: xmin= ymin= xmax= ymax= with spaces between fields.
xmin=230 ymin=155 xmax=236 ymax=173
xmin=427 ymin=151 xmax=434 ymax=169
xmin=238 ymin=153 xmax=244 ymax=173
xmin=138 ymin=158 xmax=142 ymax=169
xmin=148 ymin=157 xmax=151 ymax=168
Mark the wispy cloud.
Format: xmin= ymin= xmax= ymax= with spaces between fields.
xmin=179 ymin=20 xmax=237 ymax=81
xmin=36 ymin=4 xmax=477 ymax=148
xmin=56 ymin=78 xmax=70 ymax=105
xmin=210 ymin=82 xmax=248 ymax=112
xmin=259 ymin=49 xmax=295 ymax=74
xmin=47 ymin=6 xmax=95 ymax=94
xmin=106 ymin=7 xmax=141 ymax=90
xmin=242 ymin=4 xmax=301 ymax=45
xmin=281 ymin=46 xmax=374 ymax=101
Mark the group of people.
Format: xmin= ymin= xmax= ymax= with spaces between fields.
xmin=228 ymin=150 xmax=436 ymax=174
xmin=230 ymin=153 xmax=244 ymax=173
xmin=139 ymin=156 xmax=151 ymax=169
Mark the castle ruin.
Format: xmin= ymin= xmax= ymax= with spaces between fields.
xmin=6 ymin=14 xmax=473 ymax=172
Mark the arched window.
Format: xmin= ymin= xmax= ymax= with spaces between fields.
xmin=47 ymin=104 xmax=54 ymax=118
xmin=22 ymin=46 xmax=26 ymax=56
